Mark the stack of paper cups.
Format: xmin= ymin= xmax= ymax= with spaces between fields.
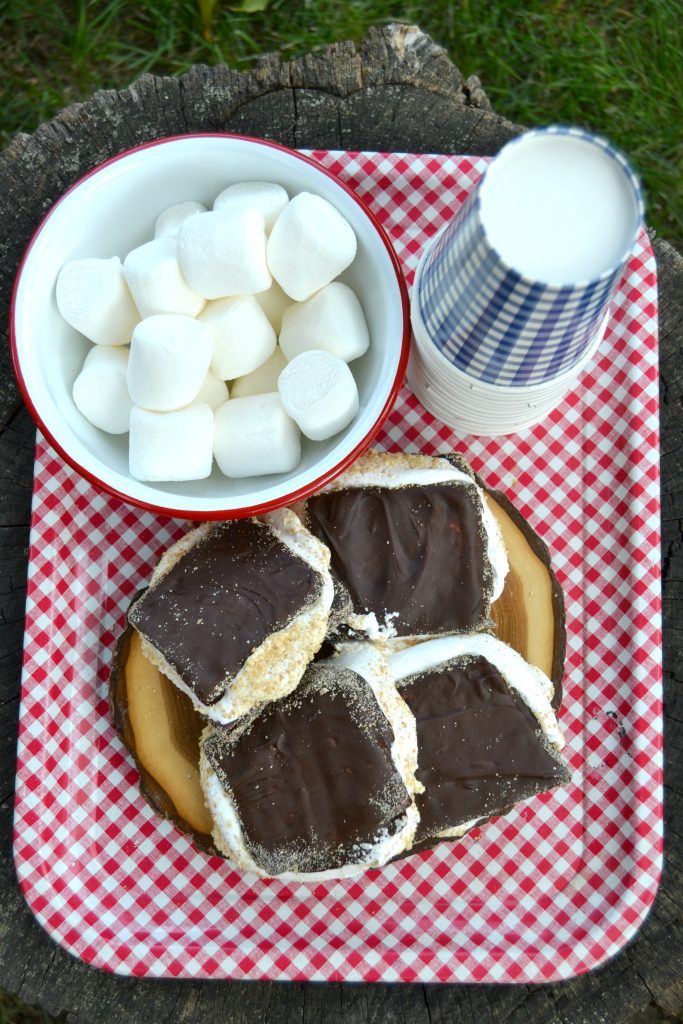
xmin=409 ymin=127 xmax=644 ymax=436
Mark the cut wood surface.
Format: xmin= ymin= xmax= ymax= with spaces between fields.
xmin=487 ymin=492 xmax=566 ymax=708
xmin=110 ymin=625 xmax=216 ymax=848
xmin=1 ymin=23 xmax=682 ymax=1024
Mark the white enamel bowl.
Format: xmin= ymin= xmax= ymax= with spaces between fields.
xmin=11 ymin=134 xmax=410 ymax=519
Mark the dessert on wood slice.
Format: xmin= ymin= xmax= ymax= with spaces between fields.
xmin=110 ymin=449 xmax=567 ymax=859
xmin=126 ymin=507 xmax=333 ymax=724
xmin=387 ymin=633 xmax=571 ymax=856
xmin=197 ymin=636 xmax=570 ymax=880
xmin=110 ymin=627 xmax=571 ymax=872
xmin=200 ymin=643 xmax=421 ymax=879
xmin=299 ymin=451 xmax=509 ymax=643
xmin=300 ymin=450 xmax=565 ymax=708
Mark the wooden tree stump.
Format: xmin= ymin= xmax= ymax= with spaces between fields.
xmin=1 ymin=23 xmax=682 ymax=1024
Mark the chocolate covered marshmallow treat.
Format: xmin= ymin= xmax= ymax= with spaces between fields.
xmin=388 ymin=633 xmax=572 ymax=847
xmin=127 ymin=507 xmax=333 ymax=723
xmin=200 ymin=643 xmax=421 ymax=879
xmin=302 ymin=451 xmax=508 ymax=642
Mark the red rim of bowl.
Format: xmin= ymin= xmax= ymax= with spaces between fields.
xmin=10 ymin=132 xmax=411 ymax=520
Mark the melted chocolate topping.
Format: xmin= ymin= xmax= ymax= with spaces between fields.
xmin=306 ymin=482 xmax=490 ymax=636
xmin=203 ymin=665 xmax=410 ymax=875
xmin=128 ymin=520 xmax=321 ymax=705
xmin=398 ymin=656 xmax=570 ymax=841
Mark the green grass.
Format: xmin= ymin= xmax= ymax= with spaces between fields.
xmin=0 ymin=0 xmax=681 ymax=247
xmin=0 ymin=990 xmax=67 ymax=1024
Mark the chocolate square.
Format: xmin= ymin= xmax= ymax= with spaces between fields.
xmin=306 ymin=482 xmax=491 ymax=637
xmin=397 ymin=655 xmax=571 ymax=842
xmin=128 ymin=519 xmax=321 ymax=705
xmin=203 ymin=664 xmax=410 ymax=875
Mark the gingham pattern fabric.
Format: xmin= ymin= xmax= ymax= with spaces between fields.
xmin=13 ymin=151 xmax=662 ymax=984
xmin=417 ymin=128 xmax=644 ymax=386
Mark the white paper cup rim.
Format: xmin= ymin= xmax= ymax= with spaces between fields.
xmin=472 ymin=127 xmax=644 ymax=289
xmin=408 ymin=355 xmax=583 ymax=436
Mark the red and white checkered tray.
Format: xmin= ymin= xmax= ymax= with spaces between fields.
xmin=14 ymin=152 xmax=663 ymax=983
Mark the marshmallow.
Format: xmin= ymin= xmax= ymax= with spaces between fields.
xmin=253 ymin=280 xmax=292 ymax=334
xmin=154 ymin=201 xmax=207 ymax=240
xmin=230 ymin=346 xmax=288 ymax=399
xmin=129 ymin=404 xmax=214 ymax=482
xmin=198 ymin=296 xmax=276 ymax=381
xmin=127 ymin=314 xmax=213 ymax=411
xmin=123 ymin=237 xmax=205 ymax=319
xmin=279 ymin=282 xmax=370 ymax=363
xmin=213 ymin=181 xmax=289 ymax=233
xmin=177 ymin=208 xmax=271 ymax=300
xmin=72 ymin=346 xmax=133 ymax=434
xmin=278 ymin=350 xmax=359 ymax=441
xmin=267 ymin=192 xmax=357 ymax=301
xmin=194 ymin=369 xmax=230 ymax=410
xmin=213 ymin=393 xmax=301 ymax=478
xmin=56 ymin=257 xmax=139 ymax=346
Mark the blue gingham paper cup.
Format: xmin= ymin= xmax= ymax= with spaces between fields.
xmin=410 ymin=127 xmax=644 ymax=431
xmin=408 ymin=307 xmax=609 ymax=436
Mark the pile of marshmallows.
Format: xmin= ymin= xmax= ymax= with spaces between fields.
xmin=57 ymin=182 xmax=370 ymax=482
